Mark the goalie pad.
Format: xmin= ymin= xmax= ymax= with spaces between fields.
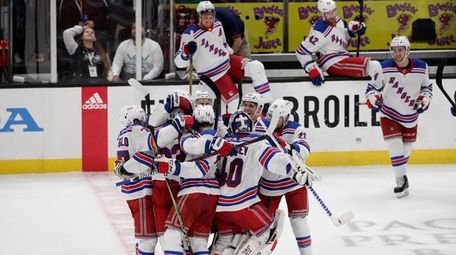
xmin=234 ymin=209 xmax=285 ymax=255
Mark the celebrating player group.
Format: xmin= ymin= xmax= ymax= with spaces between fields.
xmin=114 ymin=1 xmax=435 ymax=254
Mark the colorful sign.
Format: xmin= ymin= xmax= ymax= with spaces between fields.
xmin=289 ymin=0 xmax=456 ymax=52
xmin=82 ymin=87 xmax=108 ymax=172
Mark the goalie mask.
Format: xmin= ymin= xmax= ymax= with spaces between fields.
xmin=119 ymin=105 xmax=146 ymax=127
xmin=193 ymin=104 xmax=215 ymax=125
xmin=228 ymin=111 xmax=253 ymax=135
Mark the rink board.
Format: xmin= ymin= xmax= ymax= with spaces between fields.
xmin=0 ymin=79 xmax=455 ymax=173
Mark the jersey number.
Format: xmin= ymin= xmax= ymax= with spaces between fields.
xmin=221 ymin=158 xmax=244 ymax=188
xmin=308 ymin=35 xmax=319 ymax=45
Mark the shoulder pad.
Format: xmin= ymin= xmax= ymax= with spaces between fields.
xmin=200 ymin=129 xmax=217 ymax=137
xmin=381 ymin=59 xmax=395 ymax=68
xmin=413 ymin=59 xmax=428 ymax=69
xmin=313 ymin=19 xmax=330 ymax=34
xmin=183 ymin=25 xmax=199 ymax=35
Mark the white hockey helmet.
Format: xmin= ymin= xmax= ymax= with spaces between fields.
xmin=390 ymin=36 xmax=410 ymax=50
xmin=119 ymin=105 xmax=146 ymax=127
xmin=241 ymin=92 xmax=264 ymax=116
xmin=318 ymin=0 xmax=337 ymax=13
xmin=197 ymin=1 xmax=215 ymax=15
xmin=228 ymin=111 xmax=254 ymax=135
xmin=390 ymin=36 xmax=411 ymax=64
xmin=194 ymin=89 xmax=213 ymax=106
xmin=193 ymin=104 xmax=215 ymax=125
xmin=267 ymin=99 xmax=293 ymax=120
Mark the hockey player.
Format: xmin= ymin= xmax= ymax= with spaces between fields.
xmin=194 ymin=88 xmax=213 ymax=106
xmin=211 ymin=111 xmax=318 ymax=255
xmin=114 ymin=105 xmax=158 ymax=255
xmin=295 ymin=0 xmax=382 ymax=86
xmin=240 ymin=92 xmax=265 ymax=122
xmin=159 ymin=104 xmax=234 ymax=255
xmin=256 ymin=99 xmax=315 ymax=255
xmin=365 ymin=36 xmax=433 ymax=198
xmin=175 ymin=1 xmax=273 ymax=104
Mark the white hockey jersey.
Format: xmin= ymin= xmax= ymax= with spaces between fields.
xmin=296 ymin=17 xmax=353 ymax=71
xmin=255 ymin=119 xmax=311 ymax=196
xmin=174 ymin=20 xmax=232 ymax=81
xmin=177 ymin=129 xmax=220 ymax=197
xmin=216 ymin=134 xmax=294 ymax=212
xmin=116 ymin=125 xmax=155 ymax=200
xmin=366 ymin=59 xmax=433 ymax=128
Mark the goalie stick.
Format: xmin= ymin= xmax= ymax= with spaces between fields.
xmin=257 ymin=118 xmax=354 ymax=227
xmin=356 ymin=0 xmax=364 ymax=57
xmin=200 ymin=75 xmax=221 ymax=131
xmin=128 ymin=78 xmax=151 ymax=114
xmin=435 ymin=61 xmax=456 ymax=107
xmin=127 ymin=78 xmax=195 ymax=254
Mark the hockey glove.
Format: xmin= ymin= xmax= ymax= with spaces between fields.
xmin=171 ymin=115 xmax=195 ymax=133
xmin=154 ymin=157 xmax=181 ymax=175
xmin=305 ymin=62 xmax=325 ymax=86
xmin=348 ymin=20 xmax=366 ymax=36
xmin=292 ymin=163 xmax=321 ymax=187
xmin=366 ymin=90 xmax=382 ymax=110
xmin=164 ymin=93 xmax=193 ymax=114
xmin=210 ymin=137 xmax=237 ymax=157
xmin=415 ymin=92 xmax=432 ymax=113
xmin=451 ymin=106 xmax=456 ymax=117
xmin=183 ymin=41 xmax=197 ymax=56
xmin=114 ymin=160 xmax=135 ymax=179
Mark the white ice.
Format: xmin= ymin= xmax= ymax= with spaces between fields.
xmin=1 ymin=164 xmax=455 ymax=255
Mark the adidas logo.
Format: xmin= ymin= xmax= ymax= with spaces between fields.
xmin=82 ymin=92 xmax=107 ymax=110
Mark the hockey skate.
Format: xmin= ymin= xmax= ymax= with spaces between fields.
xmin=394 ymin=175 xmax=409 ymax=198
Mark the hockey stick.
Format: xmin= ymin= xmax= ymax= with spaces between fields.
xmin=237 ymin=80 xmax=243 ymax=109
xmin=164 ymin=175 xmax=194 ymax=254
xmin=435 ymin=61 xmax=456 ymax=107
xmin=191 ymin=134 xmax=269 ymax=161
xmin=200 ymin=75 xmax=221 ymax=131
xmin=356 ymin=0 xmax=364 ymax=57
xmin=128 ymin=78 xmax=151 ymax=114
xmin=257 ymin=118 xmax=354 ymax=227
xmin=189 ymin=57 xmax=194 ymax=95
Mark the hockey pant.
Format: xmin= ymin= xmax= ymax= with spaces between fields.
xmin=213 ymin=55 xmax=271 ymax=103
xmin=127 ymin=196 xmax=158 ymax=254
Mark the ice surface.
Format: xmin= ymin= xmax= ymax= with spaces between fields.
xmin=1 ymin=165 xmax=455 ymax=255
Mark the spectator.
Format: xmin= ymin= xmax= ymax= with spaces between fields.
xmin=58 ymin=0 xmax=111 ymax=49
xmin=215 ymin=7 xmax=251 ymax=58
xmin=111 ymin=23 xmax=164 ymax=81
xmin=63 ymin=24 xmax=111 ymax=82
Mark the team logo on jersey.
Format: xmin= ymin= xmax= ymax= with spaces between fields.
xmin=82 ymin=92 xmax=107 ymax=110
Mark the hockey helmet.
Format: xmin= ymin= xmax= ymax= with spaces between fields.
xmin=267 ymin=99 xmax=293 ymax=120
xmin=241 ymin=92 xmax=264 ymax=116
xmin=194 ymin=89 xmax=213 ymax=106
xmin=193 ymin=104 xmax=215 ymax=125
xmin=390 ymin=36 xmax=410 ymax=50
xmin=318 ymin=0 xmax=337 ymax=13
xmin=119 ymin=105 xmax=146 ymax=127
xmin=390 ymin=36 xmax=411 ymax=64
xmin=197 ymin=1 xmax=215 ymax=15
xmin=228 ymin=111 xmax=253 ymax=135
